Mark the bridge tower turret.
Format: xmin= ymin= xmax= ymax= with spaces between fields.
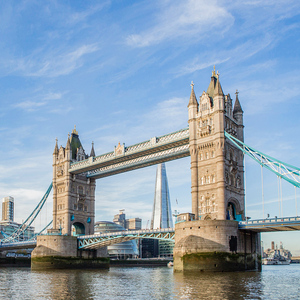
xmin=233 ymin=90 xmax=244 ymax=142
xmin=189 ymin=68 xmax=245 ymax=221
xmin=188 ymin=81 xmax=199 ymax=220
xmin=52 ymin=127 xmax=96 ymax=235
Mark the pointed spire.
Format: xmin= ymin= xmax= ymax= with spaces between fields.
xmin=72 ymin=125 xmax=78 ymax=135
xmin=207 ymin=67 xmax=224 ymax=97
xmin=66 ymin=133 xmax=71 ymax=150
xmin=212 ymin=65 xmax=216 ymax=76
xmin=233 ymin=90 xmax=243 ymax=113
xmin=214 ymin=71 xmax=224 ymax=96
xmin=188 ymin=81 xmax=198 ymax=107
xmin=90 ymin=141 xmax=95 ymax=157
xmin=53 ymin=138 xmax=58 ymax=155
xmin=207 ymin=75 xmax=216 ymax=98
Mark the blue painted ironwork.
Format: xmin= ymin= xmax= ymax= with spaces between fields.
xmin=225 ymin=131 xmax=300 ymax=188
xmin=0 ymin=239 xmax=37 ymax=250
xmin=78 ymin=228 xmax=175 ymax=249
xmin=69 ymin=128 xmax=190 ymax=178
xmin=239 ymin=216 xmax=300 ymax=232
xmin=30 ymin=220 xmax=53 ymax=240
xmin=1 ymin=183 xmax=53 ymax=243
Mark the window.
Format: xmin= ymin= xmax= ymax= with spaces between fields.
xmin=211 ymin=174 xmax=215 ymax=183
xmin=206 ymin=176 xmax=210 ymax=184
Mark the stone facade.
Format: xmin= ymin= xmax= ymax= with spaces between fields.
xmin=52 ymin=127 xmax=96 ymax=235
xmin=188 ymin=68 xmax=245 ymax=221
xmin=173 ymin=69 xmax=260 ymax=272
xmin=174 ymin=220 xmax=261 ymax=272
xmin=31 ymin=235 xmax=108 ymax=270
xmin=32 ymin=235 xmax=78 ymax=258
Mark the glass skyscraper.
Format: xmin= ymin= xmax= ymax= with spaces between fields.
xmin=150 ymin=163 xmax=173 ymax=229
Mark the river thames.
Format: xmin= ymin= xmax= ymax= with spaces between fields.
xmin=1 ymin=265 xmax=299 ymax=299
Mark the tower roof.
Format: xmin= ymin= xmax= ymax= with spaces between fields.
xmin=233 ymin=90 xmax=243 ymax=114
xmin=70 ymin=126 xmax=83 ymax=160
xmin=66 ymin=134 xmax=71 ymax=151
xmin=53 ymin=138 xmax=58 ymax=155
xmin=188 ymin=81 xmax=198 ymax=106
xmin=206 ymin=66 xmax=224 ymax=98
xmin=90 ymin=142 xmax=95 ymax=157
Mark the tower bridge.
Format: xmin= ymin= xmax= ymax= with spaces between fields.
xmin=2 ymin=68 xmax=300 ymax=272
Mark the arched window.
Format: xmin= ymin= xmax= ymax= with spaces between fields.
xmin=78 ymin=186 xmax=84 ymax=195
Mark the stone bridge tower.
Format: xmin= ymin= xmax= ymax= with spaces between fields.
xmin=188 ymin=68 xmax=245 ymax=221
xmin=174 ymin=69 xmax=260 ymax=272
xmin=52 ymin=127 xmax=96 ymax=235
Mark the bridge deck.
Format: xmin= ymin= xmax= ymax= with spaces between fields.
xmin=238 ymin=216 xmax=300 ymax=232
xmin=78 ymin=228 xmax=175 ymax=249
xmin=69 ymin=128 xmax=189 ymax=178
xmin=0 ymin=240 xmax=37 ymax=250
xmin=2 ymin=217 xmax=300 ymax=250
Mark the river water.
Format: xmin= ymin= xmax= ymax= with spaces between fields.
xmin=0 ymin=265 xmax=299 ymax=299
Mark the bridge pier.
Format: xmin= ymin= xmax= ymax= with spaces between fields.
xmin=31 ymin=234 xmax=109 ymax=270
xmin=173 ymin=220 xmax=261 ymax=272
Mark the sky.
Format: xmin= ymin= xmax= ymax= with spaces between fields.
xmin=1 ymin=0 xmax=300 ymax=254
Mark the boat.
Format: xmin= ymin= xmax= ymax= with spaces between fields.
xmin=262 ymin=257 xmax=291 ymax=265
xmin=167 ymin=261 xmax=173 ymax=267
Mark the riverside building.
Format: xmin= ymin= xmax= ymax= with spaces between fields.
xmin=2 ymin=196 xmax=14 ymax=222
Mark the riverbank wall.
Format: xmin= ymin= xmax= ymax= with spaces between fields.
xmin=0 ymin=257 xmax=31 ymax=267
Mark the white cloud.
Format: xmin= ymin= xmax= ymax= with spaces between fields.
xmin=2 ymin=44 xmax=99 ymax=78
xmin=66 ymin=2 xmax=110 ymax=25
xmin=14 ymin=91 xmax=67 ymax=112
xmin=28 ymin=44 xmax=99 ymax=77
xmin=126 ymin=0 xmax=233 ymax=47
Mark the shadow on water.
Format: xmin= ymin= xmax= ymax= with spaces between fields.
xmin=173 ymin=271 xmax=263 ymax=300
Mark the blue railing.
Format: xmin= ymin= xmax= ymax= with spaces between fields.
xmin=78 ymin=227 xmax=175 ymax=240
xmin=239 ymin=216 xmax=300 ymax=226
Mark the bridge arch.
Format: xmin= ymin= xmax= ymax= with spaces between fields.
xmin=226 ymin=198 xmax=242 ymax=221
xmin=72 ymin=222 xmax=85 ymax=236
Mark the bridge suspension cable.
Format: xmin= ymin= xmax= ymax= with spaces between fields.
xmin=29 ymin=220 xmax=53 ymax=241
xmin=295 ymin=187 xmax=298 ymax=216
xmin=244 ymin=154 xmax=247 ymax=218
xmin=1 ymin=183 xmax=53 ymax=243
xmin=261 ymin=164 xmax=265 ymax=219
xmin=225 ymin=132 xmax=300 ymax=188
xmin=277 ymin=176 xmax=281 ymax=217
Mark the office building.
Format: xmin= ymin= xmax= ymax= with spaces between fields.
xmin=151 ymin=163 xmax=173 ymax=229
xmin=2 ymin=196 xmax=14 ymax=222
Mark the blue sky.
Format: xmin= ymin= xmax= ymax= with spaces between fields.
xmin=1 ymin=0 xmax=300 ymax=254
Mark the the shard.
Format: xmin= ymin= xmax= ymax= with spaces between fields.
xmin=150 ymin=163 xmax=173 ymax=229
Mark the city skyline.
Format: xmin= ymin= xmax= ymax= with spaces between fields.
xmin=1 ymin=1 xmax=300 ymax=254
